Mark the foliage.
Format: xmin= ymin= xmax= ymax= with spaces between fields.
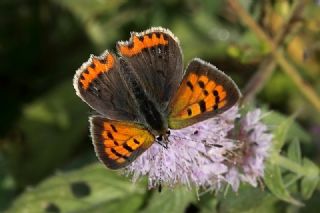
xmin=1 ymin=0 xmax=320 ymax=212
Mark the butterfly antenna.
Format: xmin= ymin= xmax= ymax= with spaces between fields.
xmin=170 ymin=134 xmax=240 ymax=157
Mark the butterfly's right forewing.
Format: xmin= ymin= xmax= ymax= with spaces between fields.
xmin=117 ymin=27 xmax=184 ymax=111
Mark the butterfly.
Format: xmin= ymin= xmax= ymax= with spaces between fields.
xmin=73 ymin=27 xmax=241 ymax=169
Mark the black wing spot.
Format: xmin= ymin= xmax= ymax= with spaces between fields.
xmin=186 ymin=81 xmax=193 ymax=90
xmin=213 ymin=90 xmax=218 ymax=96
xmin=199 ymin=100 xmax=206 ymax=113
xmin=187 ymin=108 xmax=192 ymax=116
xmin=138 ymin=36 xmax=144 ymax=42
xmin=213 ymin=104 xmax=218 ymax=111
xmin=133 ymin=139 xmax=140 ymax=144
xmin=155 ymin=32 xmax=161 ymax=38
xmin=198 ymin=81 xmax=205 ymax=89
xmin=123 ymin=143 xmax=134 ymax=152
xmin=215 ymin=96 xmax=220 ymax=103
xmin=90 ymin=63 xmax=96 ymax=68
xmin=128 ymin=42 xmax=134 ymax=48
xmin=203 ymin=90 xmax=209 ymax=96
xmin=111 ymin=148 xmax=128 ymax=159
xmin=110 ymin=124 xmax=117 ymax=132
xmin=83 ymin=68 xmax=89 ymax=74
xmin=107 ymin=132 xmax=114 ymax=140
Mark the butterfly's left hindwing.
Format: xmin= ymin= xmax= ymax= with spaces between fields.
xmin=168 ymin=58 xmax=241 ymax=129
xmin=90 ymin=116 xmax=155 ymax=169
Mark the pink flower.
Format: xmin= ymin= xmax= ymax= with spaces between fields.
xmin=125 ymin=107 xmax=272 ymax=192
xmin=224 ymin=109 xmax=272 ymax=191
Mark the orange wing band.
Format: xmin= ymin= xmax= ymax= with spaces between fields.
xmin=170 ymin=72 xmax=228 ymax=119
xmin=118 ymin=33 xmax=168 ymax=57
xmin=80 ymin=54 xmax=114 ymax=90
xmin=100 ymin=121 xmax=154 ymax=165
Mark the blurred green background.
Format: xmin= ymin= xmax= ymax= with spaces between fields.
xmin=1 ymin=0 xmax=320 ymax=212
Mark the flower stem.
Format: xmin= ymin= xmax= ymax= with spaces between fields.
xmin=241 ymin=1 xmax=305 ymax=104
xmin=241 ymin=56 xmax=276 ymax=104
xmin=229 ymin=0 xmax=320 ymax=112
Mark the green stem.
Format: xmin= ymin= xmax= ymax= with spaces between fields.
xmin=229 ymin=0 xmax=320 ymax=112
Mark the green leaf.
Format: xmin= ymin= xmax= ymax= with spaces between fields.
xmin=141 ymin=187 xmax=196 ymax=213
xmin=262 ymin=112 xmax=311 ymax=144
xmin=283 ymin=173 xmax=300 ymax=193
xmin=262 ymin=112 xmax=306 ymax=162
xmin=199 ymin=196 xmax=218 ymax=213
xmin=3 ymin=81 xmax=89 ymax=186
xmin=0 ymin=174 xmax=15 ymax=211
xmin=287 ymin=139 xmax=302 ymax=164
xmin=271 ymin=116 xmax=293 ymax=155
xmin=53 ymin=0 xmax=125 ymax=21
xmin=218 ymin=185 xmax=277 ymax=213
xmin=264 ymin=161 xmax=302 ymax=206
xmin=8 ymin=164 xmax=146 ymax=213
xmin=53 ymin=0 xmax=142 ymax=47
xmin=300 ymin=158 xmax=320 ymax=200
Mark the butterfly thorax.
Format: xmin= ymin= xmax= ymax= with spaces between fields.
xmin=119 ymin=59 xmax=168 ymax=136
xmin=136 ymin=96 xmax=168 ymax=136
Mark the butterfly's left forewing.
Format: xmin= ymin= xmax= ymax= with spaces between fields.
xmin=90 ymin=116 xmax=155 ymax=169
xmin=168 ymin=58 xmax=241 ymax=129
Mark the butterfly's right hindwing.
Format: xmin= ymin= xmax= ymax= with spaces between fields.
xmin=168 ymin=58 xmax=241 ymax=129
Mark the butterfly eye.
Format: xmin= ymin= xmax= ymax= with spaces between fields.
xmin=166 ymin=130 xmax=170 ymax=135
xmin=156 ymin=135 xmax=163 ymax=141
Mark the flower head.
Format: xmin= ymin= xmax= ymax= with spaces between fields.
xmin=125 ymin=107 xmax=272 ymax=192
xmin=224 ymin=109 xmax=273 ymax=190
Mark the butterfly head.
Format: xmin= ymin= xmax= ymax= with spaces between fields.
xmin=155 ymin=129 xmax=171 ymax=149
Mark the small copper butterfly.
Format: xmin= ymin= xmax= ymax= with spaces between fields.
xmin=73 ymin=27 xmax=241 ymax=169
